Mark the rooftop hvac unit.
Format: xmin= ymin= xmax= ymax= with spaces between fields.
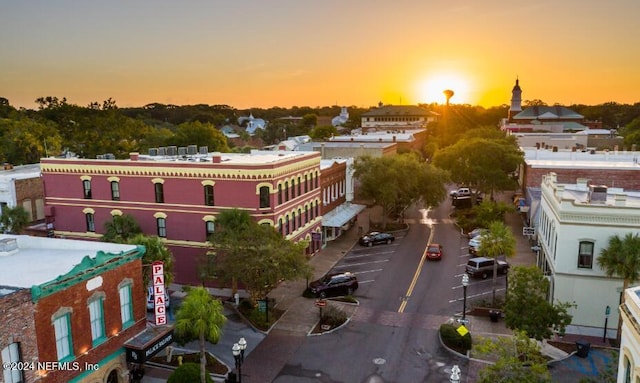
xmin=148 ymin=148 xmax=159 ymax=156
xmin=167 ymin=146 xmax=178 ymax=156
xmin=589 ymin=185 xmax=608 ymax=204
xmin=178 ymin=147 xmax=187 ymax=156
xmin=187 ymin=145 xmax=198 ymax=155
xmin=105 ymin=153 xmax=116 ymax=160
xmin=199 ymin=146 xmax=209 ymax=155
xmin=96 ymin=154 xmax=106 ymax=159
xmin=158 ymin=147 xmax=167 ymax=156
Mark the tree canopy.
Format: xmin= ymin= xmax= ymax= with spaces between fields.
xmin=0 ymin=205 xmax=30 ymax=234
xmin=353 ymin=153 xmax=449 ymax=227
xmin=174 ymin=121 xmax=229 ymax=153
xmin=432 ymin=135 xmax=523 ymax=197
xmin=102 ymin=214 xmax=143 ymax=243
xmin=127 ymin=234 xmax=175 ymax=289
xmin=477 ymin=221 xmax=516 ymax=307
xmin=504 ymin=266 xmax=574 ymax=340
xmin=209 ymin=209 xmax=312 ymax=302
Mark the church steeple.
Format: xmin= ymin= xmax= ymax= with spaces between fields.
xmin=508 ymin=77 xmax=522 ymax=121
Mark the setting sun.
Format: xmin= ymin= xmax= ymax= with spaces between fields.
xmin=416 ymin=72 xmax=473 ymax=105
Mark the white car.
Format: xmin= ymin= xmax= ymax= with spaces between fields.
xmin=147 ymin=286 xmax=170 ymax=311
xmin=468 ymin=235 xmax=485 ymax=255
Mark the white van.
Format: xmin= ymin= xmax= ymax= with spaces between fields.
xmin=146 ymin=286 xmax=170 ymax=311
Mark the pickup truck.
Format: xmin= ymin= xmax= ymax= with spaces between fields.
xmin=449 ymin=187 xmax=474 ymax=198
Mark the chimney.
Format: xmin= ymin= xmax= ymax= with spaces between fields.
xmin=576 ymin=178 xmax=589 ymax=191
xmin=212 ymin=152 xmax=222 ymax=163
xmin=129 ymin=152 xmax=139 ymax=161
xmin=392 ymin=135 xmax=396 ymax=142
xmin=320 ymin=143 xmax=325 ymax=158
xmin=615 ymin=194 xmax=627 ymax=207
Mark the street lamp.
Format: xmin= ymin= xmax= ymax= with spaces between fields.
xmin=450 ymin=365 xmax=461 ymax=383
xmin=232 ymin=337 xmax=247 ymax=383
xmin=462 ymin=274 xmax=469 ymax=322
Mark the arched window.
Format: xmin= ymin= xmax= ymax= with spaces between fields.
xmin=292 ymin=211 xmax=296 ymax=231
xmin=278 ymin=184 xmax=283 ymax=204
xmin=259 ymin=186 xmax=270 ymax=208
xmin=85 ymin=213 xmax=95 ymax=232
xmin=157 ymin=217 xmax=167 ymax=238
xmin=297 ymin=208 xmax=302 ymax=227
xmin=204 ymin=185 xmax=214 ymax=206
xmin=297 ymin=176 xmax=302 ymax=195
xmin=284 ymin=181 xmax=289 ymax=201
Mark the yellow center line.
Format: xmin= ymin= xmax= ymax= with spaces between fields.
xmin=398 ymin=226 xmax=435 ymax=313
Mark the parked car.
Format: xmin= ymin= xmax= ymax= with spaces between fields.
xmin=426 ymin=243 xmax=443 ymax=260
xmin=467 ymin=228 xmax=487 ymax=239
xmin=449 ymin=187 xmax=474 ymax=198
xmin=468 ymin=235 xmax=485 ymax=254
xmin=466 ymin=257 xmax=509 ymax=279
xmin=309 ymin=272 xmax=359 ymax=298
xmin=147 ymin=286 xmax=171 ymax=311
xmin=359 ymin=232 xmax=395 ymax=247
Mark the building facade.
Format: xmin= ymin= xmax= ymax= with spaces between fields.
xmin=536 ymin=173 xmax=640 ymax=337
xmin=40 ymin=150 xmax=323 ymax=285
xmin=0 ymin=235 xmax=147 ymax=383
xmin=0 ymin=164 xmax=45 ymax=227
xmin=618 ymin=286 xmax=640 ymax=383
xmin=361 ymin=104 xmax=437 ymax=129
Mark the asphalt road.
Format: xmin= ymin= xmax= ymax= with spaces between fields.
xmin=272 ymin=200 xmax=471 ymax=383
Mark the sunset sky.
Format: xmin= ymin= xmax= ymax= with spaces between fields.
xmin=2 ymin=1 xmax=640 ymax=110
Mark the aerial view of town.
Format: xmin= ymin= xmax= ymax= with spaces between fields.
xmin=2 ymin=2 xmax=640 ymax=383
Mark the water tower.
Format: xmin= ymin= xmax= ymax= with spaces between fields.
xmin=443 ymin=89 xmax=454 ymax=106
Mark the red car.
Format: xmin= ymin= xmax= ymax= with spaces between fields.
xmin=426 ymin=243 xmax=443 ymax=260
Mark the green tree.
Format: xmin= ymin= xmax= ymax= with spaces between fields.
xmin=301 ymin=113 xmax=317 ymax=128
xmin=174 ymin=121 xmax=229 ymax=152
xmin=597 ymin=232 xmax=640 ymax=344
xmin=478 ymin=221 xmax=516 ymax=307
xmin=127 ymin=234 xmax=175 ymax=290
xmin=471 ymin=201 xmax=515 ymax=229
xmin=167 ymin=363 xmax=213 ymax=383
xmin=0 ymin=118 xmax=62 ymax=164
xmin=0 ymin=205 xmax=30 ymax=234
xmin=432 ymin=136 xmax=522 ymax=199
xmin=209 ymin=209 xmax=312 ymax=303
xmin=174 ymin=287 xmax=226 ymax=383
xmin=353 ymin=153 xmax=449 ymax=228
xmin=475 ymin=330 xmax=552 ymax=383
xmin=309 ymin=125 xmax=337 ymax=141
xmin=102 ymin=214 xmax=143 ymax=243
xmin=504 ymin=266 xmax=574 ymax=340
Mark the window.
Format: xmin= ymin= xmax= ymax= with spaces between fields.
xmin=298 ymin=208 xmax=302 ymax=227
xmin=119 ymin=284 xmax=133 ymax=328
xmin=305 ymin=205 xmax=309 ymax=223
xmin=284 ymin=181 xmax=289 ymax=201
xmin=204 ymin=185 xmax=214 ymax=206
xmin=291 ymin=179 xmax=296 ymax=198
xmin=278 ymin=184 xmax=283 ymax=205
xmin=111 ymin=181 xmax=120 ymax=201
xmin=304 ymin=175 xmax=308 ymax=193
xmin=83 ymin=179 xmax=92 ymax=199
xmin=314 ymin=172 xmax=319 ymax=188
xmin=278 ymin=218 xmax=284 ymax=236
xmin=205 ymin=221 xmax=215 ymax=237
xmin=292 ymin=211 xmax=296 ymax=231
xmin=89 ymin=298 xmax=105 ymax=345
xmin=297 ymin=177 xmax=302 ymax=195
xmin=315 ymin=201 xmax=319 ymax=217
xmin=157 ymin=217 xmax=167 ymax=238
xmin=85 ymin=213 xmax=95 ymax=232
xmin=53 ymin=314 xmax=73 ymax=361
xmin=259 ymin=186 xmax=270 ymax=208
xmin=155 ymin=183 xmax=164 ymax=203
xmin=2 ymin=343 xmax=23 ymax=383
xmin=285 ymin=216 xmax=290 ymax=235
xmin=578 ymin=241 xmax=594 ymax=269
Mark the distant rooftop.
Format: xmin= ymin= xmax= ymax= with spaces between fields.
xmin=329 ymin=129 xmax=421 ymax=143
xmin=0 ymin=235 xmax=138 ymax=294
xmin=0 ymin=163 xmax=41 ymax=180
xmin=524 ymin=148 xmax=640 ymax=170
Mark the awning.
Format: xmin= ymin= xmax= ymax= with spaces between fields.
xmin=124 ymin=325 xmax=174 ymax=364
xmin=322 ymin=203 xmax=366 ymax=228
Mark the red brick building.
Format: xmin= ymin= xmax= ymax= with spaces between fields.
xmin=0 ymin=235 xmax=150 ymax=383
xmin=0 ymin=164 xmax=45 ymax=228
xmin=40 ymin=150 xmax=323 ymax=285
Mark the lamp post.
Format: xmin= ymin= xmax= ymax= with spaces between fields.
xmin=232 ymin=337 xmax=247 ymax=383
xmin=603 ymin=305 xmax=611 ymax=342
xmin=450 ymin=365 xmax=461 ymax=383
xmin=462 ymin=274 xmax=469 ymax=322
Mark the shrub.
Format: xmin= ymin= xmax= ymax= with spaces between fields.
xmin=439 ymin=323 xmax=472 ymax=354
xmin=321 ymin=305 xmax=347 ymax=327
xmin=167 ymin=362 xmax=214 ymax=383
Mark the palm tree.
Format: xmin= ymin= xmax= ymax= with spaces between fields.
xmin=128 ymin=234 xmax=175 ymax=290
xmin=597 ymin=232 xmax=640 ymax=344
xmin=175 ymin=287 xmax=227 ymax=383
xmin=102 ymin=214 xmax=142 ymax=243
xmin=478 ymin=221 xmax=516 ymax=307
xmin=209 ymin=209 xmax=253 ymax=294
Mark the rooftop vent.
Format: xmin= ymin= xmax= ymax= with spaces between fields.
xmin=167 ymin=146 xmax=178 ymax=156
xmin=158 ymin=147 xmax=167 ymax=156
xmin=105 ymin=153 xmax=116 ymax=160
xmin=589 ymin=185 xmax=608 ymax=204
xmin=187 ymin=145 xmax=197 ymax=155
xmin=199 ymin=146 xmax=209 ymax=155
xmin=148 ymin=148 xmax=159 ymax=156
xmin=0 ymin=238 xmax=18 ymax=255
xmin=178 ymin=147 xmax=187 ymax=156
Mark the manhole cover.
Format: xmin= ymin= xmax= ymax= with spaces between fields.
xmin=373 ymin=358 xmax=386 ymax=365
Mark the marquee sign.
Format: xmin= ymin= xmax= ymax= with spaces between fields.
xmin=152 ymin=261 xmax=167 ymax=326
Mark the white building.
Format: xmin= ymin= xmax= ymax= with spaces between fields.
xmin=537 ymin=172 xmax=640 ymax=338
xmin=0 ymin=164 xmax=44 ymax=224
xmin=360 ymin=104 xmax=437 ymax=129
xmin=619 ymin=285 xmax=640 ymax=382
xmin=332 ymin=106 xmax=349 ymax=127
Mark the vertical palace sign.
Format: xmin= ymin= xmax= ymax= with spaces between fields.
xmin=152 ymin=261 xmax=167 ymax=325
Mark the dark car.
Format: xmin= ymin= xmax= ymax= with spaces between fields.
xmin=359 ymin=232 xmax=395 ymax=247
xmin=309 ymin=272 xmax=359 ymax=298
xmin=426 ymin=243 xmax=443 ymax=260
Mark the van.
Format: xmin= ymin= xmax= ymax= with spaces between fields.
xmin=147 ymin=286 xmax=171 ymax=311
xmin=466 ymin=257 xmax=509 ymax=279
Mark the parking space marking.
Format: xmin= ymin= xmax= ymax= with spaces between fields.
xmin=334 ymin=259 xmax=389 ymax=268
xmin=346 ymin=251 xmax=395 ymax=259
xmin=358 ymin=279 xmax=375 ymax=284
xmin=353 ymin=269 xmax=383 ymax=275
xmin=447 ymin=288 xmax=505 ymax=303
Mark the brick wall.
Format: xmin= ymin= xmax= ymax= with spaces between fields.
xmin=33 ymin=258 xmax=146 ymax=382
xmin=524 ymin=165 xmax=640 ymax=191
xmin=15 ymin=177 xmax=44 ymax=222
xmin=0 ymin=289 xmax=39 ymax=383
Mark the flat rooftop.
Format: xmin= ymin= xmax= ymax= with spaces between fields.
xmin=0 ymin=163 xmax=41 ymax=180
xmin=0 ymin=235 xmax=138 ymax=295
xmin=524 ymin=148 xmax=640 ymax=170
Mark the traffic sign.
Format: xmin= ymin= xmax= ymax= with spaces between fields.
xmin=315 ymin=299 xmax=326 ymax=307
xmin=523 ymin=227 xmax=536 ymax=236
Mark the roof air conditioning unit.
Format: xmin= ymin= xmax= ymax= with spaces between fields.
xmin=148 ymin=148 xmax=158 ymax=156
xmin=589 ymin=185 xmax=607 ymax=204
xmin=158 ymin=147 xmax=167 ymax=156
xmin=167 ymin=146 xmax=178 ymax=156
xmin=105 ymin=153 xmax=116 ymax=160
xmin=178 ymin=147 xmax=187 ymax=156
xmin=187 ymin=145 xmax=197 ymax=155
xmin=199 ymin=146 xmax=208 ymax=155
